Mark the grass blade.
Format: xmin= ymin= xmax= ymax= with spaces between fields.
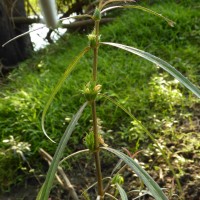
xmin=116 ymin=184 xmax=128 ymax=200
xmin=101 ymin=42 xmax=200 ymax=98
xmin=37 ymin=102 xmax=88 ymax=200
xmin=102 ymin=147 xmax=168 ymax=200
xmin=42 ymin=47 xmax=90 ymax=142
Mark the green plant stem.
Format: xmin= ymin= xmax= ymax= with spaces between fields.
xmin=99 ymin=0 xmax=103 ymax=10
xmin=91 ymin=19 xmax=104 ymax=199
xmin=93 ymin=20 xmax=100 ymax=82
xmin=93 ymin=47 xmax=98 ymax=82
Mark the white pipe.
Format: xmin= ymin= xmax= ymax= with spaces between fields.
xmin=39 ymin=0 xmax=58 ymax=29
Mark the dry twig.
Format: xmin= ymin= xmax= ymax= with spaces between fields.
xmin=39 ymin=148 xmax=79 ymax=200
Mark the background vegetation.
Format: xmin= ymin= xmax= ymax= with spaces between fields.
xmin=0 ymin=0 xmax=199 ymax=199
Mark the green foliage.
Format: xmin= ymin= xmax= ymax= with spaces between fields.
xmin=101 ymin=42 xmax=200 ymax=98
xmin=37 ymin=102 xmax=87 ymax=200
xmin=118 ymin=119 xmax=146 ymax=145
xmin=103 ymin=147 xmax=168 ymax=200
xmin=36 ymin=1 xmax=199 ymax=199
xmin=116 ymin=184 xmax=128 ymax=200
xmin=0 ymin=136 xmax=32 ymax=191
xmin=41 ymin=47 xmax=90 ymax=142
xmin=112 ymin=174 xmax=124 ymax=185
xmin=27 ymin=0 xmax=93 ymax=15
xmin=84 ymin=132 xmax=95 ymax=151
xmin=149 ymin=74 xmax=183 ymax=110
xmin=0 ymin=0 xmax=199 ymax=198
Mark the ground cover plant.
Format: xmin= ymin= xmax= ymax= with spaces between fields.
xmin=0 ymin=0 xmax=200 ymax=199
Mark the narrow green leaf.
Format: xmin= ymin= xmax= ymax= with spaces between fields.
xmin=101 ymin=42 xmax=200 ymax=98
xmin=116 ymin=184 xmax=128 ymax=200
xmin=60 ymin=149 xmax=89 ymax=165
xmin=37 ymin=102 xmax=88 ymax=200
xmin=101 ymin=1 xmax=136 ymax=10
xmin=102 ymin=147 xmax=168 ymax=200
xmin=42 ymin=47 xmax=90 ymax=142
xmin=36 ymin=184 xmax=44 ymax=200
xmin=101 ymin=5 xmax=174 ymax=26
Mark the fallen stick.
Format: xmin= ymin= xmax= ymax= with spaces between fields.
xmin=39 ymin=148 xmax=79 ymax=200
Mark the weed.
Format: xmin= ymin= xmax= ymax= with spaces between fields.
xmin=0 ymin=0 xmax=199 ymax=199
xmin=36 ymin=0 xmax=199 ymax=200
xmin=0 ymin=136 xmax=32 ymax=191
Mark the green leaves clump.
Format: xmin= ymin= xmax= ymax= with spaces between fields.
xmin=84 ymin=132 xmax=95 ymax=151
xmin=93 ymin=7 xmax=101 ymax=21
xmin=112 ymin=174 xmax=124 ymax=185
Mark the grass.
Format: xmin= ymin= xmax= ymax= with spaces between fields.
xmin=0 ymin=0 xmax=199 ymax=194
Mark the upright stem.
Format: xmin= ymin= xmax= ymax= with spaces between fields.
xmin=99 ymin=0 xmax=103 ymax=9
xmin=92 ymin=101 xmax=104 ymax=198
xmin=91 ymin=19 xmax=104 ymax=199
xmin=93 ymin=20 xmax=100 ymax=81
xmin=93 ymin=47 xmax=98 ymax=82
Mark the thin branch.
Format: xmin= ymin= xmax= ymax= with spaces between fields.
xmin=61 ymin=18 xmax=113 ymax=29
xmin=104 ymin=193 xmax=118 ymax=200
xmin=59 ymin=14 xmax=93 ymax=22
xmin=101 ymin=0 xmax=136 ymax=9
xmin=10 ymin=0 xmax=18 ymax=27
xmin=60 ymin=149 xmax=89 ymax=165
xmin=2 ymin=18 xmax=113 ymax=47
xmin=10 ymin=16 xmax=40 ymax=24
xmin=39 ymin=148 xmax=79 ymax=200
xmin=2 ymin=25 xmax=46 ymax=47
xmin=81 ymin=177 xmax=111 ymax=196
